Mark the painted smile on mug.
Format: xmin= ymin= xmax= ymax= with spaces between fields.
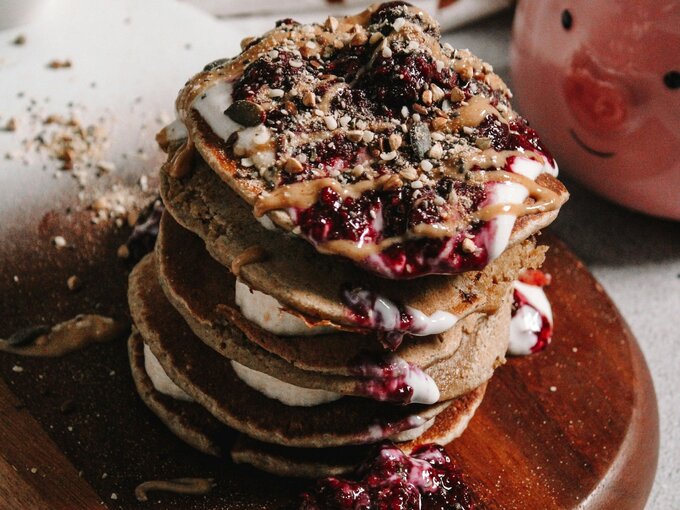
xmin=569 ymin=129 xmax=615 ymax=158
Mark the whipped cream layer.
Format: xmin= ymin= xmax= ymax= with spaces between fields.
xmin=508 ymin=280 xmax=554 ymax=356
xmin=231 ymin=360 xmax=342 ymax=407
xmin=235 ymin=278 xmax=334 ymax=336
xmin=143 ymin=343 xmax=194 ymax=402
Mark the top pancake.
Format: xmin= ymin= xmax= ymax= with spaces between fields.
xmin=168 ymin=2 xmax=568 ymax=278
xmin=160 ymin=160 xmax=547 ymax=330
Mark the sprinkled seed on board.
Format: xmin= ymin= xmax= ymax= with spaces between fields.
xmin=67 ymin=275 xmax=81 ymax=291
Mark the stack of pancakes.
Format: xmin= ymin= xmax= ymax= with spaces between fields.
xmin=127 ymin=2 xmax=568 ymax=477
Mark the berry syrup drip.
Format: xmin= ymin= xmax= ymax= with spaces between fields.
xmin=341 ymin=286 xmax=458 ymax=351
xmin=350 ymin=353 xmax=440 ymax=405
xmin=300 ymin=442 xmax=476 ymax=510
xmin=509 ymin=270 xmax=554 ymax=356
xmin=125 ymin=197 xmax=164 ymax=264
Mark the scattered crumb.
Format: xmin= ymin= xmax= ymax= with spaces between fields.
xmin=110 ymin=493 xmax=118 ymax=500
xmin=66 ymin=275 xmax=81 ymax=291
xmin=109 ymin=370 xmax=116 ymax=376
xmin=102 ymin=472 xmax=108 ymax=479
xmin=4 ymin=117 xmax=17 ymax=132
xmin=30 ymin=467 xmax=37 ymax=474
xmin=572 ymin=347 xmax=578 ymax=353
xmin=13 ymin=275 xmax=19 ymax=283
xmin=52 ymin=235 xmax=67 ymax=248
xmin=67 ymin=426 xmax=73 ymax=432
xmin=11 ymin=365 xmax=24 ymax=373
xmin=12 ymin=34 xmax=26 ymax=46
xmin=47 ymin=59 xmax=72 ymax=69
xmin=117 ymin=244 xmax=130 ymax=259
xmin=96 ymin=160 xmax=116 ymax=173
xmin=549 ymin=386 xmax=557 ymax=392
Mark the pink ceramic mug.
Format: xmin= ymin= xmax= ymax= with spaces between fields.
xmin=510 ymin=1 xmax=680 ymax=220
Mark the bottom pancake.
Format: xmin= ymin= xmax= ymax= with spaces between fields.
xmin=128 ymin=330 xmax=486 ymax=477
xmin=230 ymin=385 xmax=486 ymax=478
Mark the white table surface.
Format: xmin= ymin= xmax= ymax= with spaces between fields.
xmin=0 ymin=1 xmax=677 ymax=507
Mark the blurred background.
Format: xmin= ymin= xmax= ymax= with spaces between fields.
xmin=0 ymin=0 xmax=678 ymax=507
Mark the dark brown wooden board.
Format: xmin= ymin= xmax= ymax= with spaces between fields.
xmin=0 ymin=215 xmax=658 ymax=509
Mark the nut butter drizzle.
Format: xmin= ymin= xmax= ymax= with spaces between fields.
xmin=134 ymin=478 xmax=215 ymax=502
xmin=0 ymin=315 xmax=126 ymax=357
xmin=230 ymin=245 xmax=267 ymax=277
xmin=253 ymin=167 xmax=561 ymax=259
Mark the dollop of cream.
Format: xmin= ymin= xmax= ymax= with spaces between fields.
xmin=230 ymin=361 xmax=342 ymax=407
xmin=144 ymin=343 xmax=194 ymax=402
xmin=234 ymin=279 xmax=334 ymax=336
xmin=191 ymin=81 xmax=274 ymax=173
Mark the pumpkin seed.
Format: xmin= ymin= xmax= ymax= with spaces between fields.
xmin=225 ymin=100 xmax=265 ymax=127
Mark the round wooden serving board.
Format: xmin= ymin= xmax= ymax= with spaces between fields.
xmin=0 ymin=226 xmax=658 ymax=509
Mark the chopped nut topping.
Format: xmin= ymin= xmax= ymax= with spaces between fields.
xmin=388 ymin=133 xmax=402 ymax=151
xmin=325 ymin=16 xmax=339 ymax=33
xmin=284 ymin=157 xmax=304 ymax=173
xmin=47 ymin=59 xmax=72 ymax=69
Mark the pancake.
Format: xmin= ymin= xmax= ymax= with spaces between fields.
xmin=129 ymin=329 xmax=485 ymax=477
xmin=128 ymin=330 xmax=234 ymax=456
xmin=156 ymin=210 xmax=518 ymax=373
xmin=152 ymin=216 xmax=511 ymax=400
xmin=231 ymin=384 xmax=486 ymax=478
xmin=128 ymin=254 xmax=451 ymax=448
xmin=160 ymin=159 xmax=547 ymax=331
xmin=169 ymin=3 xmax=568 ymax=279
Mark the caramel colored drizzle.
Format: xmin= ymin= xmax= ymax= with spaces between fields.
xmin=162 ymin=138 xmax=196 ymax=179
xmin=253 ymin=175 xmax=391 ymax=217
xmin=251 ymin=168 xmax=559 ymax=260
xmin=135 ymin=478 xmax=215 ymax=502
xmin=231 ymin=245 xmax=267 ymax=276
xmin=472 ymin=170 xmax=561 ymax=222
xmin=464 ymin=148 xmax=546 ymax=171
xmin=0 ymin=315 xmax=126 ymax=357
xmin=457 ymin=96 xmax=506 ymax=128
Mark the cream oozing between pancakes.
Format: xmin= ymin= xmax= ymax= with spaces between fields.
xmin=234 ymin=279 xmax=441 ymax=405
xmin=143 ymin=343 xmax=194 ymax=402
xmin=166 ymin=2 xmax=565 ymax=279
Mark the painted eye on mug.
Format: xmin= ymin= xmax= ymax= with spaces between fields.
xmin=663 ymin=71 xmax=680 ymax=90
xmin=561 ymin=9 xmax=573 ymax=30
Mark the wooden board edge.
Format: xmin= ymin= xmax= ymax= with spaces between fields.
xmin=0 ymin=377 xmax=105 ymax=510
